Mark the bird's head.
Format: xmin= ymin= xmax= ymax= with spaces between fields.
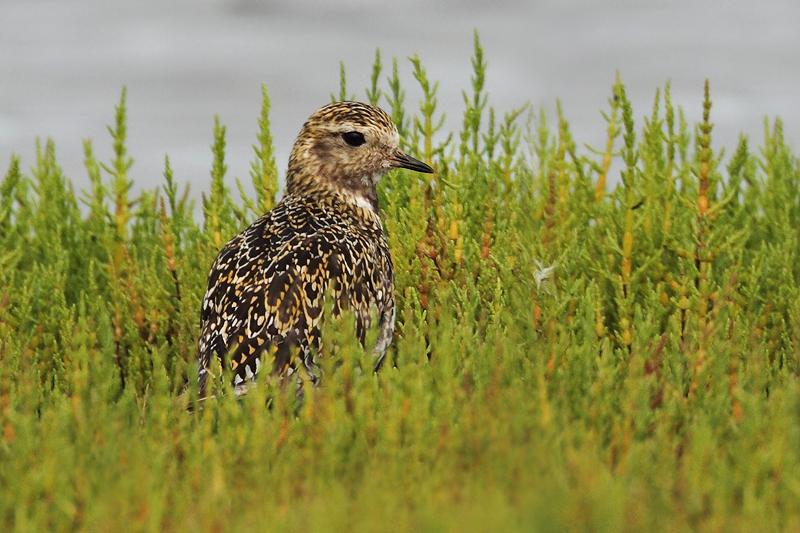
xmin=286 ymin=101 xmax=433 ymax=207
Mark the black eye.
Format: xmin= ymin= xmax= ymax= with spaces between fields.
xmin=342 ymin=131 xmax=366 ymax=147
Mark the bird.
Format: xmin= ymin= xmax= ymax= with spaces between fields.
xmin=197 ymin=101 xmax=433 ymax=396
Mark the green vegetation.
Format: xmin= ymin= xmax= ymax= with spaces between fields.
xmin=1 ymin=35 xmax=799 ymax=531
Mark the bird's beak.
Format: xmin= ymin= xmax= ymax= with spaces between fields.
xmin=391 ymin=151 xmax=434 ymax=173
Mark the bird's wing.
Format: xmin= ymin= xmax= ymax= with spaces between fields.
xmin=197 ymin=200 xmax=349 ymax=392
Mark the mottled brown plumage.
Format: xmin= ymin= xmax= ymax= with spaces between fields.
xmin=197 ymin=101 xmax=433 ymax=396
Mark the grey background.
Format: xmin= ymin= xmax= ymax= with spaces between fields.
xmin=1 ymin=0 xmax=797 ymax=198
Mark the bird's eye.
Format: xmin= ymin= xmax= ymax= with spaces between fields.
xmin=342 ymin=131 xmax=366 ymax=147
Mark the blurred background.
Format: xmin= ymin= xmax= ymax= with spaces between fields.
xmin=1 ymin=0 xmax=797 ymax=196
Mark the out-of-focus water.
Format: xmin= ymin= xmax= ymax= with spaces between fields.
xmin=1 ymin=0 xmax=797 ymax=196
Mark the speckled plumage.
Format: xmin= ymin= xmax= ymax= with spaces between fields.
xmin=197 ymin=101 xmax=433 ymax=396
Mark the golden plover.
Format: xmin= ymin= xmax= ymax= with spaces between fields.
xmin=197 ymin=101 xmax=433 ymax=396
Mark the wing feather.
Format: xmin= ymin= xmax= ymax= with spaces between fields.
xmin=197 ymin=194 xmax=394 ymax=396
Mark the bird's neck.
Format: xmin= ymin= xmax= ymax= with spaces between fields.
xmin=286 ymin=163 xmax=381 ymax=214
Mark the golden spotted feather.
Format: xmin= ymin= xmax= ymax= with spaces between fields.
xmin=197 ymin=191 xmax=394 ymax=394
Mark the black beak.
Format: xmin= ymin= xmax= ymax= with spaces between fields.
xmin=392 ymin=152 xmax=434 ymax=174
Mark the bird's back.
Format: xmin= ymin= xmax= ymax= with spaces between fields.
xmin=197 ymin=191 xmax=395 ymax=395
